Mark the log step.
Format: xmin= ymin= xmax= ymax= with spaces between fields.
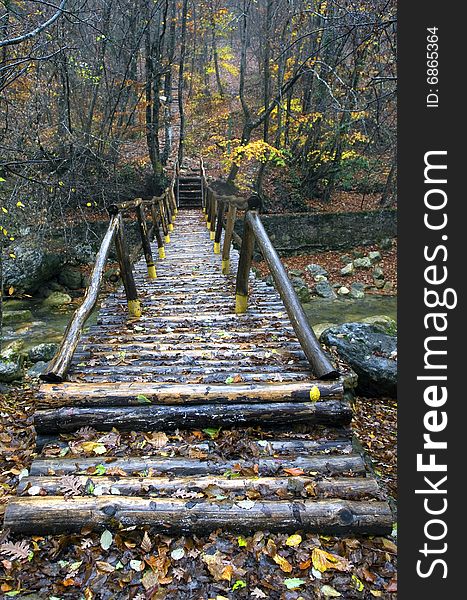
xmin=16 ymin=475 xmax=381 ymax=500
xmin=3 ymin=496 xmax=393 ymax=535
xmin=27 ymin=453 xmax=365 ymax=477
xmin=37 ymin=381 xmax=344 ymax=408
xmin=34 ymin=400 xmax=352 ymax=433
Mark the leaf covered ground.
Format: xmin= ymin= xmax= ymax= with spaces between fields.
xmin=0 ymin=386 xmax=397 ymax=599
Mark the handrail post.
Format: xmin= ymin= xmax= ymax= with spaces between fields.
xmin=151 ymin=200 xmax=166 ymax=259
xmin=213 ymin=199 xmax=225 ymax=254
xmin=163 ymin=191 xmax=174 ymax=232
xmin=200 ymin=158 xmax=206 ymax=212
xmin=235 ymin=209 xmax=256 ymax=314
xmin=158 ymin=196 xmax=170 ymax=244
xmin=135 ymin=200 xmax=157 ymax=279
xmin=209 ymin=192 xmax=217 ymax=240
xmin=222 ymin=204 xmax=237 ymax=274
xmin=115 ymin=213 xmax=141 ymax=318
xmin=205 ymin=185 xmax=211 ymax=221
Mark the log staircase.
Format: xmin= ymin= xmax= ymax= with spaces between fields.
xmin=3 ymin=163 xmax=392 ymax=536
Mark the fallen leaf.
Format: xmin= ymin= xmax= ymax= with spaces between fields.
xmin=202 ymin=551 xmax=233 ymax=582
xmin=352 ymin=574 xmax=364 ymax=592
xmin=96 ymin=561 xmax=115 ymax=573
xmin=171 ymin=548 xmax=185 ymax=560
xmin=251 ymin=588 xmax=267 ymax=598
xmin=130 ymin=559 xmax=144 ymax=571
xmin=100 ymin=530 xmax=113 ymax=551
xmin=141 ymin=531 xmax=152 ymax=553
xmin=142 ymin=569 xmax=159 ymax=591
xmin=312 ymin=548 xmax=351 ymax=573
xmin=273 ymin=554 xmax=293 ymax=573
xmin=321 ymin=584 xmax=342 ymax=597
xmin=284 ymin=578 xmax=306 ymax=589
xmin=283 ymin=468 xmax=305 ymax=476
xmin=286 ymin=534 xmax=302 ymax=547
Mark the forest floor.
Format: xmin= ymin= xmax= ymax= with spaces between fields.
xmin=254 ymin=242 xmax=397 ymax=297
xmin=0 ymin=386 xmax=397 ymax=600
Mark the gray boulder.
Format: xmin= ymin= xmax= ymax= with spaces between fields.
xmin=0 ymin=359 xmax=24 ymax=383
xmin=340 ymin=263 xmax=354 ymax=276
xmin=369 ymin=251 xmax=382 ymax=263
xmin=353 ymin=257 xmax=372 ymax=269
xmin=28 ymin=343 xmax=59 ymax=363
xmin=349 ymin=282 xmax=365 ymax=299
xmin=58 ymin=266 xmax=83 ymax=290
xmin=3 ymin=245 xmax=61 ymax=294
xmin=315 ymin=281 xmax=337 ymax=299
xmin=321 ymin=323 xmax=397 ymax=397
xmin=306 ymin=263 xmax=328 ymax=278
xmin=27 ymin=361 xmax=48 ymax=379
xmin=43 ymin=292 xmax=72 ymax=307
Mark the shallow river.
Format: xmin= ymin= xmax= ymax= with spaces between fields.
xmin=2 ymin=294 xmax=396 ymax=351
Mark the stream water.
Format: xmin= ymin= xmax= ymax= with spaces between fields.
xmin=1 ymin=294 xmax=397 ymax=352
xmin=1 ymin=300 xmax=97 ymax=352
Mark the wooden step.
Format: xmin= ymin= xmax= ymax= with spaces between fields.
xmin=3 ymin=496 xmax=392 ymax=535
xmin=34 ymin=400 xmax=352 ymax=433
xmin=37 ymin=381 xmax=344 ymax=408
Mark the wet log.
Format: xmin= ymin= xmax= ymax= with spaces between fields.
xmin=28 ymin=453 xmax=365 ymax=477
xmin=34 ymin=400 xmax=352 ymax=433
xmin=37 ymin=381 xmax=344 ymax=408
xmin=3 ymin=496 xmax=393 ymax=535
xmin=40 ymin=216 xmax=120 ymax=383
xmin=17 ymin=475 xmax=379 ymax=500
xmin=222 ymin=204 xmax=237 ymax=274
xmin=135 ymin=201 xmax=156 ymax=278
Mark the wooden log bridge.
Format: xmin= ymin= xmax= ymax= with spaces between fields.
xmin=3 ymin=160 xmax=392 ymax=535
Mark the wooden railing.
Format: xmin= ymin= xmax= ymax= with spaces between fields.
xmin=200 ymin=162 xmax=338 ymax=380
xmin=40 ymin=166 xmax=178 ymax=383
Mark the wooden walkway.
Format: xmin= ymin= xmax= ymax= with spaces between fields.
xmin=4 ymin=209 xmax=392 ymax=535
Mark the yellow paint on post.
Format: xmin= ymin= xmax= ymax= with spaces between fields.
xmin=158 ymin=247 xmax=166 ymax=259
xmin=235 ymin=294 xmax=248 ymax=314
xmin=164 ymin=235 xmax=170 ymax=244
xmin=128 ymin=299 xmax=142 ymax=318
xmin=168 ymin=223 xmax=174 ymax=231
xmin=309 ymin=386 xmax=321 ymax=402
xmin=210 ymin=230 xmax=215 ymax=241
xmin=206 ymin=221 xmax=211 ymax=230
xmin=221 ymin=259 xmax=230 ymax=275
xmin=213 ymin=242 xmax=221 ymax=254
xmin=147 ymin=264 xmax=157 ymax=279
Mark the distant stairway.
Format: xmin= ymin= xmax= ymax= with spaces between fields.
xmin=177 ymin=175 xmax=202 ymax=209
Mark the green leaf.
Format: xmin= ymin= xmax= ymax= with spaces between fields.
xmin=5 ymin=592 xmax=21 ymax=597
xmin=284 ymin=578 xmax=306 ymax=590
xmin=203 ymin=427 xmax=220 ymax=439
xmin=100 ymin=529 xmax=113 ymax=550
xmin=94 ymin=464 xmax=107 ymax=475
xmin=225 ymin=376 xmax=234 ymax=384
xmin=232 ymin=580 xmax=247 ymax=591
xmin=237 ymin=536 xmax=248 ymax=547
xmin=136 ymin=394 xmax=151 ymax=403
